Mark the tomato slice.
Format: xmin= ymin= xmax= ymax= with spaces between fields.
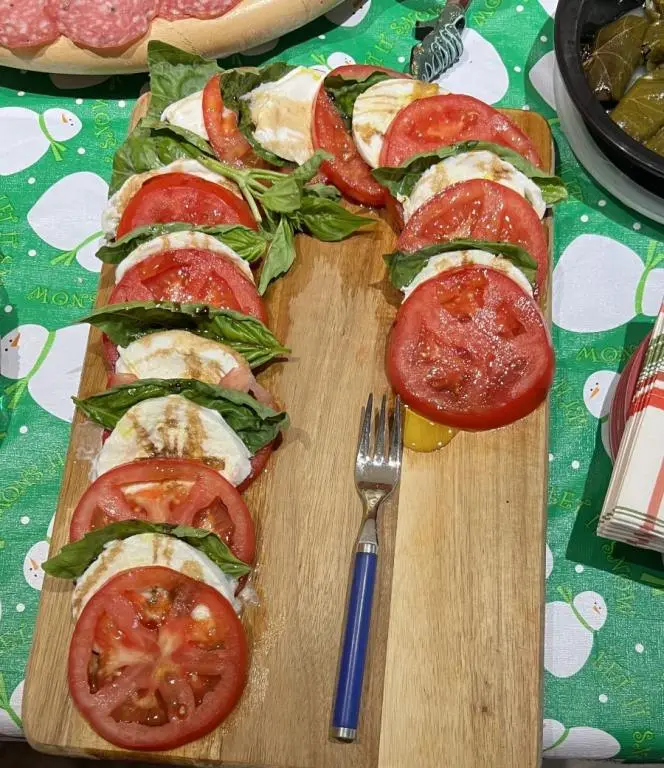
xmin=69 ymin=458 xmax=256 ymax=564
xmin=397 ymin=179 xmax=549 ymax=297
xmin=108 ymin=248 xmax=268 ymax=325
xmin=386 ymin=266 xmax=554 ymax=430
xmin=203 ymin=74 xmax=254 ymax=164
xmin=380 ymin=94 xmax=542 ymax=168
xmin=237 ymin=443 xmax=273 ymax=493
xmin=311 ymin=65 xmax=409 ymax=207
xmin=313 ymin=88 xmax=387 ymax=207
xmin=116 ymin=173 xmax=257 ymax=238
xmin=68 ymin=566 xmax=248 ymax=750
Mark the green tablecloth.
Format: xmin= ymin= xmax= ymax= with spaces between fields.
xmin=0 ymin=0 xmax=663 ymax=759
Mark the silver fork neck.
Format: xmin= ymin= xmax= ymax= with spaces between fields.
xmin=357 ymin=517 xmax=378 ymax=553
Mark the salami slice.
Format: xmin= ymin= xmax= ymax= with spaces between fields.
xmin=158 ymin=0 xmax=241 ymax=20
xmin=0 ymin=0 xmax=59 ymax=48
xmin=49 ymin=0 xmax=158 ymax=49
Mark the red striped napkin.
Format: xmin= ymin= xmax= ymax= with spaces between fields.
xmin=598 ymin=299 xmax=664 ymax=551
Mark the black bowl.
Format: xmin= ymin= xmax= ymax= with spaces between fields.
xmin=555 ymin=0 xmax=664 ymax=193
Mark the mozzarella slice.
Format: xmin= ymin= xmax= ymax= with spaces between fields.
xmin=241 ymin=66 xmax=324 ymax=165
xmin=161 ymin=90 xmax=239 ymax=142
xmin=71 ymin=533 xmax=240 ymax=618
xmin=114 ymin=229 xmax=254 ymax=284
xmin=403 ymin=249 xmax=533 ymax=300
xmin=161 ymin=90 xmax=209 ymax=140
xmin=401 ymin=150 xmax=546 ymax=221
xmin=352 ymin=79 xmax=444 ymax=168
xmin=102 ymin=159 xmax=245 ymax=239
xmin=117 ymin=330 xmax=243 ymax=383
xmin=94 ymin=394 xmax=252 ymax=486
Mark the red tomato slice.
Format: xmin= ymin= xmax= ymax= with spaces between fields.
xmin=386 ymin=266 xmax=554 ymax=430
xmin=116 ymin=173 xmax=257 ymax=238
xmin=237 ymin=443 xmax=273 ymax=493
xmin=397 ymin=179 xmax=549 ymax=297
xmin=203 ymin=74 xmax=254 ymax=164
xmin=380 ymin=94 xmax=542 ymax=168
xmin=108 ymin=248 xmax=268 ymax=325
xmin=68 ymin=566 xmax=248 ymax=750
xmin=313 ymin=87 xmax=387 ymax=207
xmin=69 ymin=459 xmax=256 ymax=564
xmin=311 ymin=65 xmax=409 ymax=207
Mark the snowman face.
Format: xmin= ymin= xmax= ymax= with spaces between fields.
xmin=1 ymin=324 xmax=48 ymax=379
xmin=43 ymin=108 xmax=82 ymax=142
xmin=583 ymin=370 xmax=618 ymax=420
xmin=573 ymin=591 xmax=607 ymax=631
xmin=327 ymin=52 xmax=356 ymax=69
xmin=23 ymin=540 xmax=50 ymax=591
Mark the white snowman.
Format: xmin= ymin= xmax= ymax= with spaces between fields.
xmin=544 ymin=590 xmax=607 ymax=678
xmin=546 ymin=543 xmax=553 ymax=579
xmin=553 ymin=234 xmax=664 ymax=333
xmin=327 ymin=52 xmax=356 ymax=69
xmin=27 ymin=171 xmax=108 ymax=272
xmin=435 ymin=29 xmax=509 ymax=105
xmin=0 ymin=107 xmax=81 ymax=176
xmin=325 ymin=0 xmax=372 ymax=27
xmin=23 ymin=515 xmax=55 ymax=592
xmin=529 ymin=50 xmax=556 ymax=111
xmin=0 ymin=677 xmax=22 ymax=738
xmin=583 ymin=370 xmax=620 ymax=457
xmin=542 ymin=718 xmax=621 ymax=759
xmin=0 ymin=323 xmax=89 ymax=422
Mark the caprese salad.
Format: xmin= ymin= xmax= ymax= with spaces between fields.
xmin=41 ymin=40 xmax=565 ymax=753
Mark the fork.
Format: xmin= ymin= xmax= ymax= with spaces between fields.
xmin=330 ymin=394 xmax=403 ymax=743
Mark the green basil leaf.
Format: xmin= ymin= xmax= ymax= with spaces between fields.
xmin=384 ymin=238 xmax=538 ymax=290
xmin=111 ymin=126 xmax=194 ymax=194
xmin=258 ymin=217 xmax=295 ymax=294
xmin=96 ymin=222 xmax=266 ymax=265
xmin=259 ymin=151 xmax=332 ymax=213
xmin=141 ymin=117 xmax=216 ymax=157
xmin=146 ymin=40 xmax=221 ymax=120
xmin=43 ymin=520 xmax=250 ymax=580
xmin=306 ymin=183 xmax=341 ymax=201
xmin=74 ymin=379 xmax=288 ymax=455
xmin=293 ymin=194 xmax=374 ymax=241
xmin=80 ymin=301 xmax=289 ymax=369
xmin=372 ymin=140 xmax=568 ymax=204
xmin=260 ymin=174 xmax=302 ymax=213
xmin=323 ymin=70 xmax=392 ymax=130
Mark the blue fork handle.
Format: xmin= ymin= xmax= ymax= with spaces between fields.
xmin=331 ymin=548 xmax=378 ymax=741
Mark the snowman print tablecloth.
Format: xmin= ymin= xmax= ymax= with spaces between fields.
xmin=1 ymin=0 xmax=664 ymax=759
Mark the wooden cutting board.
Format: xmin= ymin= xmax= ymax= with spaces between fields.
xmin=23 ymin=106 xmax=551 ymax=768
xmin=0 ymin=0 xmax=342 ymax=75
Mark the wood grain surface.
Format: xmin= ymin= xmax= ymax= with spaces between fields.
xmin=23 ymin=107 xmax=551 ymax=768
xmin=0 ymin=0 xmax=342 ymax=75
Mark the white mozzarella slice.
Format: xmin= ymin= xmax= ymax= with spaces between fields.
xmin=116 ymin=330 xmax=242 ymax=383
xmin=161 ymin=90 xmax=209 ymax=140
xmin=102 ymin=159 xmax=245 ymax=239
xmin=161 ymin=90 xmax=238 ymax=142
xmin=352 ymin=79 xmax=444 ymax=168
xmin=401 ymin=150 xmax=546 ymax=221
xmin=94 ymin=395 xmax=252 ymax=486
xmin=241 ymin=66 xmax=324 ymax=165
xmin=71 ymin=533 xmax=240 ymax=618
xmin=114 ymin=229 xmax=254 ymax=284
xmin=403 ymin=249 xmax=533 ymax=300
